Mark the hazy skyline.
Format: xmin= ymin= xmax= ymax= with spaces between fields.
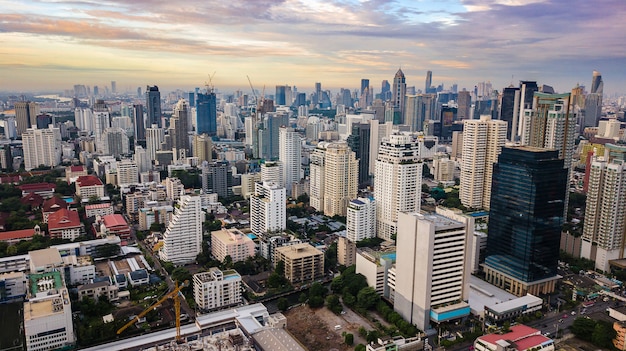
xmin=1 ymin=0 xmax=624 ymax=95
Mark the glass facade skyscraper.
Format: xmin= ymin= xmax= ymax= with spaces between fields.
xmin=484 ymin=146 xmax=566 ymax=295
xmin=196 ymin=91 xmax=217 ymax=136
xmin=146 ymin=85 xmax=161 ymax=128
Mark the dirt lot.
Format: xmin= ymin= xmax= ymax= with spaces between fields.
xmin=285 ymin=305 xmax=379 ymax=350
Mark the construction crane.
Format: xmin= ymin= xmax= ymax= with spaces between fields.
xmin=205 ymin=71 xmax=216 ymax=93
xmin=117 ymin=280 xmax=189 ymax=343
xmin=246 ymin=75 xmax=258 ymax=112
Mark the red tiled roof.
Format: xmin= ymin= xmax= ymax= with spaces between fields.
xmin=0 ymin=229 xmax=35 ymax=242
xmin=102 ymin=214 xmax=128 ymax=228
xmin=515 ymin=335 xmax=552 ymax=351
xmin=42 ymin=197 xmax=68 ymax=212
xmin=85 ymin=203 xmax=112 ymax=210
xmin=76 ymin=175 xmax=103 ymax=187
xmin=21 ymin=193 xmax=44 ymax=207
xmin=69 ymin=165 xmax=86 ymax=172
xmin=18 ymin=182 xmax=56 ymax=192
xmin=48 ymin=208 xmax=81 ymax=230
xmin=479 ymin=325 xmax=540 ymax=345
xmin=0 ymin=175 xmax=21 ymax=184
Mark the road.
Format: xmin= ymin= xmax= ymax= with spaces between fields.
xmin=528 ymin=300 xmax=612 ymax=338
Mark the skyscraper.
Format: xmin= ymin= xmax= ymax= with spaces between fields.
xmin=500 ymin=86 xmax=520 ymax=140
xmin=584 ymin=70 xmax=604 ymax=128
xmin=392 ymin=69 xmax=406 ymax=123
xmin=192 ymin=134 xmax=213 ymax=163
xmin=346 ymin=197 xmax=376 ymax=242
xmin=196 ymin=91 xmax=217 ymax=136
xmin=275 ymin=85 xmax=287 ymax=106
xmin=22 ymin=125 xmax=62 ymax=171
xmin=170 ymin=99 xmax=190 ymax=160
xmin=459 ymin=115 xmax=507 ymax=210
xmin=279 ymin=127 xmax=301 ymax=195
xmin=93 ymin=100 xmax=110 ymax=153
xmin=381 ymin=80 xmax=391 ymax=101
xmin=581 ymin=144 xmax=626 ymax=271
xmin=457 ymin=90 xmax=471 ymax=121
xmin=145 ymin=124 xmax=164 ymax=161
xmin=374 ymin=132 xmax=422 ymax=240
xmin=591 ymin=70 xmax=603 ymax=94
xmin=14 ymin=101 xmax=40 ymax=136
xmin=425 ymin=70 xmax=432 ymax=93
xmin=132 ymin=104 xmax=145 ymax=147
xmin=146 ymin=86 xmax=162 ymax=128
xmin=347 ymin=122 xmax=371 ymax=187
xmin=111 ymin=81 xmax=116 ymax=94
xmin=484 ymin=146 xmax=566 ymax=296
xmin=159 ymin=195 xmax=203 ymax=264
xmin=250 ymin=181 xmax=286 ymax=236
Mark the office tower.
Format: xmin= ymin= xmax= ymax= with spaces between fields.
xmin=15 ymin=101 xmax=40 ymax=136
xmin=484 ymin=147 xmax=566 ymax=296
xmin=500 ymin=86 xmax=520 ymax=140
xmin=159 ymin=195 xmax=203 ymax=264
xmin=275 ymin=85 xmax=287 ymax=106
xmin=591 ymin=70 xmax=603 ymax=94
xmin=192 ymin=134 xmax=213 ymax=162
xmin=261 ymin=161 xmax=284 ymax=187
xmin=309 ymin=142 xmax=358 ymax=217
xmin=361 ymin=79 xmax=370 ymax=98
xmin=258 ymin=112 xmax=288 ymax=160
xmin=279 ymin=127 xmax=301 ymax=195
xmin=110 ymin=80 xmax=116 ymax=94
xmin=346 ymin=197 xmax=376 ymax=242
xmin=35 ymin=113 xmax=53 ymax=129
xmin=22 ymin=125 xmax=62 ymax=171
xmin=145 ymin=124 xmax=164 ymax=161
xmin=146 ymin=86 xmax=162 ymax=128
xmin=585 ymin=71 xmax=603 ymax=128
xmin=193 ymin=268 xmax=242 ymax=312
xmin=360 ymin=79 xmax=373 ymax=108
xmin=116 ymin=159 xmax=138 ymax=186
xmin=512 ymin=81 xmax=538 ymax=139
xmin=374 ymin=133 xmax=422 ymax=240
xmin=393 ymin=209 xmax=472 ymax=331
xmin=134 ymin=145 xmax=150 ymax=173
xmin=381 ymin=80 xmax=391 ymax=101
xmin=133 ymin=104 xmax=145 ymax=146
xmin=250 ymin=181 xmax=286 ymax=236
xmin=425 ymin=70 xmax=433 ymax=93
xmin=581 ymin=144 xmax=626 ymax=271
xmin=347 ymin=122 xmax=371 ymax=187
xmin=201 ymin=161 xmax=232 ymax=198
xmin=392 ymin=69 xmax=406 ymax=122
xmin=102 ymin=127 xmax=129 ymax=158
xmin=459 ymin=115 xmax=507 ymax=210
xmin=170 ymin=99 xmax=190 ymax=160
xmin=457 ymin=90 xmax=471 ymax=121
xmin=93 ymin=99 xmax=110 ymax=153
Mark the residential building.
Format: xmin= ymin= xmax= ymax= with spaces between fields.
xmin=240 ymin=172 xmax=262 ymax=199
xmin=85 ymin=203 xmax=114 ymax=219
xmin=193 ymin=268 xmax=242 ymax=312
xmin=250 ymin=182 xmax=286 ymax=236
xmin=374 ymin=132 xmax=422 ymax=240
xmin=116 ymin=159 xmax=138 ymax=186
xmin=474 ymin=325 xmax=554 ymax=351
xmin=77 ymin=281 xmax=119 ymax=302
xmin=279 ymin=127 xmax=302 ymax=195
xmin=261 ymin=161 xmax=284 ymax=188
xmin=102 ymin=127 xmax=129 ymax=158
xmin=192 ymin=134 xmax=213 ymax=162
xmin=170 ymin=98 xmax=190 ymax=160
xmin=338 ymin=236 xmax=357 ymax=267
xmin=159 ymin=195 xmax=203 ymax=265
xmin=48 ymin=209 xmax=84 ymax=240
xmin=93 ymin=100 xmax=111 ymax=153
xmin=42 ymin=197 xmax=68 ymax=223
xmin=432 ymin=153 xmax=456 ymax=183
xmin=22 ymin=125 xmax=62 ymax=171
xmin=201 ymin=161 xmax=232 ymax=198
xmin=65 ymin=165 xmax=87 ymax=183
xmin=581 ymin=144 xmax=626 ymax=271
xmin=165 ymin=177 xmax=185 ymax=202
xmin=75 ymin=175 xmax=105 ymax=199
xmin=211 ymin=228 xmax=255 ymax=263
xmin=392 ymin=208 xmax=473 ymax=331
xmin=459 ymin=115 xmax=507 ymax=210
xmin=274 ymin=243 xmax=324 ymax=284
xmin=484 ymin=147 xmax=566 ymax=296
xmin=15 ymin=101 xmax=40 ymax=136
xmin=356 ymin=248 xmax=395 ymax=299
xmin=615 ymin=321 xmax=626 ymax=351
xmin=146 ymin=124 xmax=164 ymax=160
xmin=346 ymin=197 xmax=376 ymax=242
xmin=101 ymin=214 xmax=131 ymax=241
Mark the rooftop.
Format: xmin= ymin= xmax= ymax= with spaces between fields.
xmin=42 ymin=197 xmax=68 ymax=212
xmin=252 ymin=327 xmax=306 ymax=351
xmin=29 ymin=247 xmax=63 ymax=270
xmin=486 ymin=294 xmax=543 ymax=314
xmin=18 ymin=182 xmax=56 ymax=192
xmin=0 ymin=228 xmax=36 ymax=242
xmin=29 ymin=271 xmax=63 ymax=295
xmin=48 ymin=208 xmax=81 ymax=230
xmin=102 ymin=214 xmax=128 ymax=228
xmin=76 ymin=175 xmax=104 ymax=187
xmin=479 ymin=325 xmax=541 ymax=345
xmin=85 ymin=203 xmax=112 ymax=210
xmin=276 ymin=243 xmax=323 ymax=259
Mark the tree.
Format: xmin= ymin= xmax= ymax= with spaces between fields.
xmin=94 ymin=243 xmax=120 ymax=258
xmin=275 ymin=260 xmax=285 ymax=276
xmin=309 ymin=282 xmax=327 ymax=298
xmin=325 ymin=242 xmax=337 ymax=272
xmin=591 ymin=320 xmax=616 ymax=348
xmin=308 ymin=295 xmax=324 ymax=308
xmin=326 ymin=294 xmax=342 ymax=314
xmin=277 ymin=297 xmax=289 ymax=312
xmin=570 ymin=317 xmax=596 ymax=341
xmin=355 ymin=344 xmax=366 ymax=351
xmin=344 ymin=333 xmax=354 ymax=346
xmin=356 ymin=287 xmax=379 ymax=310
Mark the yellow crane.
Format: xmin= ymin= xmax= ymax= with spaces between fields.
xmin=116 ymin=280 xmax=189 ymax=343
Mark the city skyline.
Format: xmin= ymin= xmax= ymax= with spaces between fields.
xmin=1 ymin=0 xmax=624 ymax=94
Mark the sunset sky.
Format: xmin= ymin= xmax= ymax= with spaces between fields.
xmin=1 ymin=0 xmax=624 ymax=95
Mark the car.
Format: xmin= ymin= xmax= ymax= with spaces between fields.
xmin=562 ymin=314 xmax=568 ymax=319
xmin=558 ymin=319 xmax=563 ymax=323
xmin=571 ymin=311 xmax=576 ymax=315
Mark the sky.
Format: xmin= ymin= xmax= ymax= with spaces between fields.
xmin=0 ymin=0 xmax=624 ymax=95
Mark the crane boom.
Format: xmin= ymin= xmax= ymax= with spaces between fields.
xmin=116 ymin=280 xmax=189 ymax=342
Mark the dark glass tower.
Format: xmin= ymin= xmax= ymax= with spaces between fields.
xmin=275 ymin=85 xmax=286 ymax=106
xmin=196 ymin=91 xmax=217 ymax=136
xmin=500 ymin=86 xmax=519 ymax=139
xmin=133 ymin=104 xmax=145 ymax=147
xmin=485 ymin=146 xmax=566 ymax=286
xmin=146 ymin=86 xmax=161 ymax=128
xmin=347 ymin=122 xmax=371 ymax=187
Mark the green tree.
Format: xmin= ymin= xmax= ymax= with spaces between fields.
xmin=344 ymin=333 xmax=354 ymax=346
xmin=325 ymin=242 xmax=338 ymax=271
xmin=277 ymin=297 xmax=289 ymax=312
xmin=357 ymin=287 xmax=379 ymax=310
xmin=354 ymin=344 xmax=366 ymax=351
xmin=94 ymin=243 xmax=120 ymax=258
xmin=309 ymin=282 xmax=327 ymax=298
xmin=308 ymin=295 xmax=324 ymax=308
xmin=326 ymin=294 xmax=342 ymax=314
xmin=570 ymin=317 xmax=596 ymax=341
xmin=299 ymin=293 xmax=308 ymax=304
xmin=591 ymin=320 xmax=616 ymax=348
xmin=275 ymin=260 xmax=285 ymax=276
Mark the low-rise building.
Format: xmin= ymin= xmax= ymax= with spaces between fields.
xmin=66 ymin=165 xmax=88 ymax=183
xmin=48 ymin=208 xmax=84 ymax=240
xmin=614 ymin=321 xmax=626 ymax=351
xmin=42 ymin=197 xmax=68 ymax=223
xmin=193 ymin=268 xmax=242 ymax=312
xmin=76 ymin=175 xmax=105 ymax=199
xmin=78 ymin=280 xmax=119 ymax=302
xmin=18 ymin=182 xmax=56 ymax=199
xmin=484 ymin=294 xmax=543 ymax=326
xmin=366 ymin=336 xmax=424 ymax=351
xmin=85 ymin=203 xmax=114 ymax=219
xmin=474 ymin=325 xmax=554 ymax=351
xmin=274 ymin=243 xmax=324 ymax=284
xmin=0 ymin=271 xmax=28 ymax=302
xmin=211 ymin=228 xmax=256 ymax=263
xmin=101 ymin=214 xmax=131 ymax=241
xmin=0 ymin=228 xmax=39 ymax=245
xmin=356 ymin=248 xmax=395 ymax=299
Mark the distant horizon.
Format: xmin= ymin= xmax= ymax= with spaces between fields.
xmin=1 ymin=1 xmax=624 ymax=95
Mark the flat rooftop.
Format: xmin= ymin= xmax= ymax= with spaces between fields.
xmin=468 ymin=275 xmax=517 ymax=315
xmin=253 ymin=327 xmax=306 ymax=351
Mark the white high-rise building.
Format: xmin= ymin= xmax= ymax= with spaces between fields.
xmin=74 ymin=107 xmax=93 ymax=132
xmin=459 ymin=115 xmax=507 ymax=210
xmin=581 ymin=144 xmax=626 ymax=272
xmin=22 ymin=125 xmax=62 ymax=171
xmin=279 ymin=127 xmax=302 ymax=196
xmin=165 ymin=177 xmax=185 ymax=202
xmin=146 ymin=124 xmax=164 ymax=160
xmin=374 ymin=132 xmax=422 ymax=240
xmin=261 ymin=161 xmax=284 ymax=187
xmin=93 ymin=100 xmax=110 ymax=153
xmin=102 ymin=127 xmax=130 ymax=158
xmin=309 ymin=142 xmax=358 ymax=217
xmin=193 ymin=268 xmax=242 ymax=312
xmin=134 ymin=145 xmax=151 ymax=173
xmin=391 ymin=208 xmax=473 ymax=331
xmin=159 ymin=195 xmax=203 ymax=264
xmin=250 ymin=181 xmax=286 ymax=236
xmin=346 ymin=197 xmax=376 ymax=242
xmin=116 ymin=159 xmax=138 ymax=186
